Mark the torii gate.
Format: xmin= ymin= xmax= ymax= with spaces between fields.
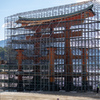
xmin=15 ymin=5 xmax=95 ymax=91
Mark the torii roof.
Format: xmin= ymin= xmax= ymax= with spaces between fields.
xmin=17 ymin=4 xmax=94 ymax=22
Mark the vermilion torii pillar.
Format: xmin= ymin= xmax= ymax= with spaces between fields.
xmin=16 ymin=49 xmax=24 ymax=91
xmin=81 ymin=48 xmax=88 ymax=91
xmin=16 ymin=49 xmax=24 ymax=81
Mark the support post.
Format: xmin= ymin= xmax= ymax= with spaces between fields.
xmin=16 ymin=49 xmax=24 ymax=91
xmin=82 ymin=48 xmax=88 ymax=91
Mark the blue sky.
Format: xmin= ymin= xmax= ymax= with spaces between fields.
xmin=0 ymin=0 xmax=86 ymax=41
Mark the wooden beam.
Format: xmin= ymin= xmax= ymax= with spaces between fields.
xmin=26 ymin=31 xmax=82 ymax=40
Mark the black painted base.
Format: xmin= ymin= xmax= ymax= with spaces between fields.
xmin=17 ymin=81 xmax=23 ymax=91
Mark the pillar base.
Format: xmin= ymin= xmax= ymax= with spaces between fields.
xmin=82 ymin=81 xmax=92 ymax=91
xmin=65 ymin=82 xmax=73 ymax=91
xmin=17 ymin=81 xmax=23 ymax=91
xmin=49 ymin=82 xmax=60 ymax=91
xmin=42 ymin=82 xmax=60 ymax=91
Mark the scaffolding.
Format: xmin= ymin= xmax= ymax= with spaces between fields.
xmin=2 ymin=0 xmax=100 ymax=92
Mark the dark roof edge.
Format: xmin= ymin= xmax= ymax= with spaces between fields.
xmin=18 ymin=4 xmax=94 ymax=21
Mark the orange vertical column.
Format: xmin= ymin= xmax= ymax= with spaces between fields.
xmin=47 ymin=48 xmax=56 ymax=83
xmin=64 ymin=25 xmax=73 ymax=91
xmin=33 ymin=28 xmax=41 ymax=90
xmin=16 ymin=49 xmax=24 ymax=81
xmin=34 ymin=28 xmax=41 ymax=64
xmin=16 ymin=49 xmax=24 ymax=91
xmin=82 ymin=48 xmax=88 ymax=90
xmin=33 ymin=28 xmax=41 ymax=74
